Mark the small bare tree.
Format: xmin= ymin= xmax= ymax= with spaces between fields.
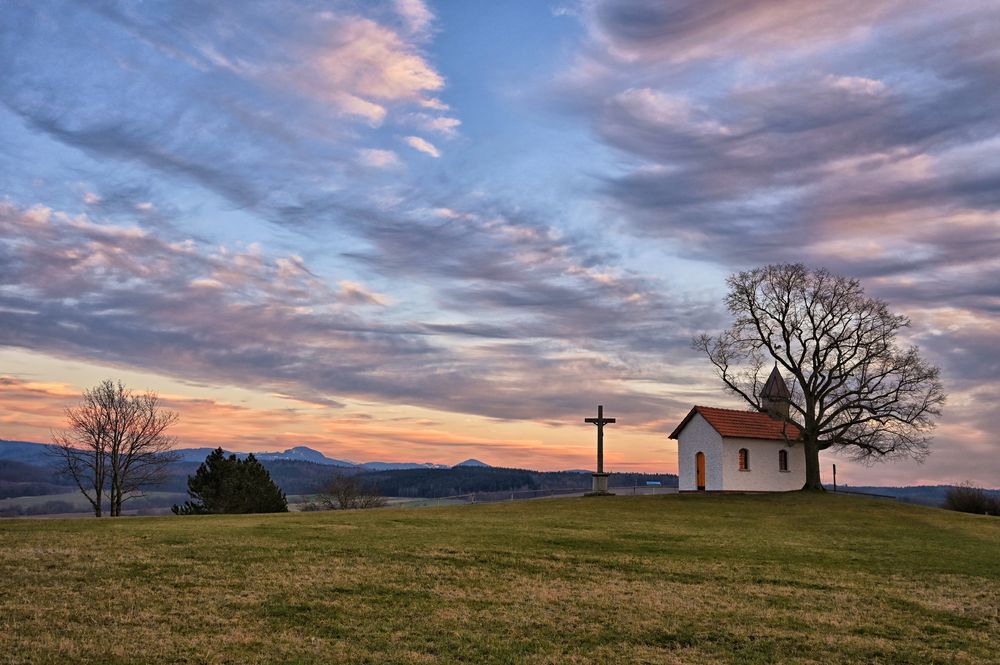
xmin=695 ymin=264 xmax=945 ymax=490
xmin=50 ymin=379 xmax=179 ymax=516
xmin=310 ymin=472 xmax=386 ymax=510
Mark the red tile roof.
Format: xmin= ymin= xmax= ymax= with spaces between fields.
xmin=668 ymin=405 xmax=801 ymax=441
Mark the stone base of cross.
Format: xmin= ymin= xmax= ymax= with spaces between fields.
xmin=584 ymin=472 xmax=614 ymax=496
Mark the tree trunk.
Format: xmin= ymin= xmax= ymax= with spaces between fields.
xmin=802 ymin=438 xmax=825 ymax=491
xmin=93 ymin=481 xmax=102 ymax=517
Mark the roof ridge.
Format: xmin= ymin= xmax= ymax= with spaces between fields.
xmin=694 ymin=405 xmax=759 ymax=413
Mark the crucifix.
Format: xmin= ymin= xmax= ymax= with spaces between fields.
xmin=584 ymin=404 xmax=616 ymax=496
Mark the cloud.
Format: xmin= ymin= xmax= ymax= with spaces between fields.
xmin=394 ymin=0 xmax=434 ymax=36
xmin=560 ymin=2 xmax=1000 ymax=322
xmin=403 ymin=135 xmax=441 ymax=157
xmin=0 ymin=1 xmax=456 ymax=214
xmin=406 ymin=112 xmax=461 ymax=137
xmin=337 ymin=280 xmax=391 ymax=306
xmin=0 ymin=199 xmax=705 ymax=426
xmin=312 ymin=16 xmax=444 ymax=121
xmin=333 ymin=93 xmax=388 ymax=126
xmin=585 ymin=0 xmax=913 ymax=63
xmin=0 ymin=0 xmax=719 ymax=430
xmin=357 ymin=148 xmax=402 ymax=169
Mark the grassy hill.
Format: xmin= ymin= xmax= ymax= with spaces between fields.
xmin=1 ymin=494 xmax=997 ymax=664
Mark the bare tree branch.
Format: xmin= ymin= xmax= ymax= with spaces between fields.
xmin=310 ymin=473 xmax=386 ymax=510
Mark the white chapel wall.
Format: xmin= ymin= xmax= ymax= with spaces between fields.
xmin=720 ymin=436 xmax=805 ymax=491
xmin=677 ymin=413 xmax=724 ymax=491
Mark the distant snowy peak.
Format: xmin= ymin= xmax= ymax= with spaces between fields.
xmin=453 ymin=458 xmax=491 ymax=468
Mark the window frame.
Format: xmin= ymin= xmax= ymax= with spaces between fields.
xmin=778 ymin=448 xmax=789 ymax=472
xmin=738 ymin=447 xmax=750 ymax=471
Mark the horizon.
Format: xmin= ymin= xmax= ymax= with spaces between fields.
xmin=7 ymin=438 xmax=997 ymax=489
xmin=2 ymin=1 xmax=999 ymax=487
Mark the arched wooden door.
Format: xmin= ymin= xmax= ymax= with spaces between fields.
xmin=695 ymin=452 xmax=706 ymax=491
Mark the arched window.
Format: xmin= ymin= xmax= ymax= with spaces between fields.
xmin=738 ymin=448 xmax=749 ymax=471
xmin=778 ymin=449 xmax=788 ymax=472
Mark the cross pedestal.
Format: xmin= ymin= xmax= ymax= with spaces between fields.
xmin=584 ymin=404 xmax=616 ymax=496
xmin=589 ymin=472 xmax=610 ymax=495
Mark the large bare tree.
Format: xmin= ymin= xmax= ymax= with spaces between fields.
xmin=695 ymin=264 xmax=945 ymax=490
xmin=50 ymin=380 xmax=180 ymax=516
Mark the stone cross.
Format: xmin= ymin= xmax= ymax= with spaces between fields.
xmin=584 ymin=405 xmax=616 ymax=495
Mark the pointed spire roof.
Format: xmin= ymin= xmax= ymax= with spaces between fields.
xmin=761 ymin=364 xmax=791 ymax=400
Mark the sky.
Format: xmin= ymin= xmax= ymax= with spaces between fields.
xmin=1 ymin=0 xmax=998 ymax=486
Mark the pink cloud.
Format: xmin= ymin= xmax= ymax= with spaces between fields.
xmin=403 ymin=135 xmax=441 ymax=157
xmin=314 ymin=17 xmax=444 ymax=123
xmin=393 ymin=0 xmax=434 ymax=36
xmin=358 ymin=148 xmax=402 ymax=168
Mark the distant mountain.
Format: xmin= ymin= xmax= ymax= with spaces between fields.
xmin=0 ymin=440 xmax=57 ymax=464
xmin=453 ymin=458 xmax=490 ymax=468
xmin=0 ymin=440 xmax=457 ymax=472
xmin=174 ymin=445 xmax=354 ymax=466
xmin=0 ymin=441 xmax=355 ymax=467
xmin=254 ymin=446 xmax=355 ymax=466
xmin=174 ymin=447 xmax=223 ymax=463
xmin=358 ymin=461 xmax=450 ymax=471
xmin=177 ymin=448 xmax=450 ymax=470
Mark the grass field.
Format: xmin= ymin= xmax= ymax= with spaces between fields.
xmin=1 ymin=493 xmax=997 ymax=664
xmin=0 ymin=491 xmax=187 ymax=511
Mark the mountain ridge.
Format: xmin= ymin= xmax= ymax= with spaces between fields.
xmin=453 ymin=458 xmax=490 ymax=468
xmin=1 ymin=440 xmax=456 ymax=471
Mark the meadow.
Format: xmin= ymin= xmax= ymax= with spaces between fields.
xmin=1 ymin=493 xmax=997 ymax=664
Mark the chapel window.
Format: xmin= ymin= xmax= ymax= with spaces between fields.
xmin=779 ymin=449 xmax=788 ymax=472
xmin=738 ymin=448 xmax=749 ymax=471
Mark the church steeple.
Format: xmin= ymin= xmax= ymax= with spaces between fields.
xmin=760 ymin=364 xmax=791 ymax=420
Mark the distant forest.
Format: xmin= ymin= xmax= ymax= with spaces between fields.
xmin=0 ymin=452 xmax=677 ymax=516
xmin=351 ymin=466 xmax=678 ymax=498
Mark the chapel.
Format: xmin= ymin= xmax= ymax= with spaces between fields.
xmin=669 ymin=366 xmax=804 ymax=492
